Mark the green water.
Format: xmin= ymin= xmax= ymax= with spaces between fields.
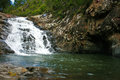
xmin=0 ymin=53 xmax=120 ymax=80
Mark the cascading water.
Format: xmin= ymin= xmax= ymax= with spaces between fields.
xmin=5 ymin=17 xmax=54 ymax=55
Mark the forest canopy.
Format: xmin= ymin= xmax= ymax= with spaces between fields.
xmin=0 ymin=0 xmax=11 ymax=11
xmin=3 ymin=0 xmax=93 ymax=17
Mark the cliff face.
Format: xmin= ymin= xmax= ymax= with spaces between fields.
xmin=28 ymin=13 xmax=99 ymax=53
xmin=29 ymin=0 xmax=120 ymax=55
xmin=86 ymin=0 xmax=120 ymax=56
xmin=28 ymin=0 xmax=120 ymax=55
xmin=0 ymin=0 xmax=119 ymax=55
xmin=0 ymin=12 xmax=14 ymax=54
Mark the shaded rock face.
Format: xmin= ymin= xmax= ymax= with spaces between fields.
xmin=86 ymin=0 xmax=118 ymax=17
xmin=88 ymin=4 xmax=120 ymax=56
xmin=28 ymin=13 xmax=100 ymax=53
xmin=109 ymin=34 xmax=120 ymax=57
xmin=0 ymin=64 xmax=54 ymax=80
xmin=28 ymin=0 xmax=120 ymax=55
xmin=0 ymin=12 xmax=14 ymax=54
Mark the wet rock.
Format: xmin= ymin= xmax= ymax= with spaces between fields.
xmin=0 ymin=40 xmax=14 ymax=54
xmin=109 ymin=34 xmax=120 ymax=56
xmin=0 ymin=12 xmax=15 ymax=54
xmin=0 ymin=64 xmax=54 ymax=80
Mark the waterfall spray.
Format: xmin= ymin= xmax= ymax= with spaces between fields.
xmin=5 ymin=17 xmax=54 ymax=55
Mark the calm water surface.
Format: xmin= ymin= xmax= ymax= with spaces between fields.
xmin=0 ymin=53 xmax=120 ymax=80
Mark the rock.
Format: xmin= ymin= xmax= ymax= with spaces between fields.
xmin=86 ymin=0 xmax=118 ymax=17
xmin=87 ymin=4 xmax=120 ymax=55
xmin=0 ymin=40 xmax=14 ymax=54
xmin=0 ymin=20 xmax=5 ymax=24
xmin=109 ymin=34 xmax=120 ymax=56
xmin=0 ymin=64 xmax=54 ymax=80
xmin=28 ymin=1 xmax=120 ymax=55
xmin=28 ymin=13 xmax=99 ymax=53
xmin=0 ymin=12 xmax=15 ymax=54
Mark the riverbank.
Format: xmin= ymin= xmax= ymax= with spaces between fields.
xmin=1 ymin=53 xmax=120 ymax=80
xmin=0 ymin=13 xmax=55 ymax=80
xmin=0 ymin=63 xmax=54 ymax=80
xmin=0 ymin=0 xmax=120 ymax=80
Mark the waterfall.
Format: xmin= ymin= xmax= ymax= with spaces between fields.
xmin=5 ymin=17 xmax=54 ymax=55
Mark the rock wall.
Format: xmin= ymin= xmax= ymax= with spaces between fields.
xmin=28 ymin=0 xmax=120 ymax=56
xmin=87 ymin=0 xmax=120 ymax=56
xmin=0 ymin=12 xmax=14 ymax=54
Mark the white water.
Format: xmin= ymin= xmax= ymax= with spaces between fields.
xmin=5 ymin=17 xmax=53 ymax=55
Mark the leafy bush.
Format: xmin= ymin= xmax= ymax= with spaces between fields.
xmin=0 ymin=0 xmax=11 ymax=11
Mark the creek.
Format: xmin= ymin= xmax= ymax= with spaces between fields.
xmin=1 ymin=53 xmax=120 ymax=80
xmin=0 ymin=17 xmax=120 ymax=80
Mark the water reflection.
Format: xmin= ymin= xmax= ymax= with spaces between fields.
xmin=0 ymin=53 xmax=120 ymax=80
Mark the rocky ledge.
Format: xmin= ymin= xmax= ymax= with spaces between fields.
xmin=0 ymin=12 xmax=14 ymax=54
xmin=28 ymin=0 xmax=120 ymax=56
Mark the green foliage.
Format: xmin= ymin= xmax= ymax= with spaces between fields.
xmin=4 ymin=0 xmax=93 ymax=17
xmin=0 ymin=0 xmax=10 ymax=11
xmin=14 ymin=0 xmax=26 ymax=7
xmin=44 ymin=0 xmax=93 ymax=18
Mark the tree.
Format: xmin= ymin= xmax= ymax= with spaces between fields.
xmin=0 ymin=0 xmax=10 ymax=11
xmin=14 ymin=0 xmax=26 ymax=7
